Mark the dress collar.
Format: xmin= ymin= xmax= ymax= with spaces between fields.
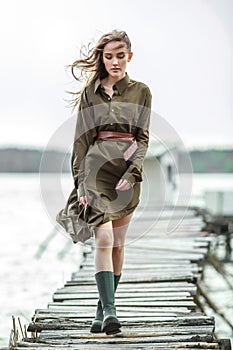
xmin=94 ymin=73 xmax=130 ymax=95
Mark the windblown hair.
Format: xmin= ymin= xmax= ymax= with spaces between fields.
xmin=69 ymin=30 xmax=131 ymax=108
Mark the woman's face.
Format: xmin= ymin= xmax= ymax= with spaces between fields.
xmin=102 ymin=41 xmax=133 ymax=80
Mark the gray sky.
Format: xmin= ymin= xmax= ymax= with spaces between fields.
xmin=0 ymin=0 xmax=232 ymax=150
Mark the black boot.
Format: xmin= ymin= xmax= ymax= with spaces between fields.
xmin=90 ymin=273 xmax=121 ymax=333
xmin=94 ymin=271 xmax=121 ymax=335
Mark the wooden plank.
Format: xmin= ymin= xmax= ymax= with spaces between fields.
xmin=64 ymin=281 xmax=196 ymax=289
xmin=47 ymin=300 xmax=196 ymax=310
xmin=28 ymin=315 xmax=215 ymax=332
xmin=70 ymin=274 xmax=197 ymax=283
xmin=80 ymin=268 xmax=201 ymax=276
xmin=37 ymin=325 xmax=214 ymax=336
xmin=63 ymin=282 xmax=197 ymax=295
xmin=71 ymin=270 xmax=199 ymax=279
xmin=15 ymin=341 xmax=222 ymax=349
xmin=72 ymin=270 xmax=197 ymax=278
xmin=35 ymin=333 xmax=214 ymax=345
xmin=53 ymin=292 xmax=193 ymax=302
xmin=28 ymin=315 xmax=215 ymax=331
xmin=31 ymin=312 xmax=192 ymax=321
xmin=53 ymin=289 xmax=192 ymax=297
xmin=76 ymin=265 xmax=200 ymax=273
xmin=80 ymin=260 xmax=201 ymax=266
xmin=35 ymin=306 xmax=193 ymax=315
xmin=124 ymin=251 xmax=206 ymax=260
xmin=123 ymin=244 xmax=206 ymax=253
xmin=80 ymin=261 xmax=201 ymax=266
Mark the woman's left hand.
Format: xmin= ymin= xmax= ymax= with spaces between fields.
xmin=115 ymin=179 xmax=132 ymax=191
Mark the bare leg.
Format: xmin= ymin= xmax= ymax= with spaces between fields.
xmin=94 ymin=221 xmax=114 ymax=273
xmin=112 ymin=213 xmax=133 ymax=275
xmin=91 ymin=216 xmax=131 ymax=334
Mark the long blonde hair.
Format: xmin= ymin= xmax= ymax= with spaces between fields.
xmin=69 ymin=30 xmax=131 ymax=108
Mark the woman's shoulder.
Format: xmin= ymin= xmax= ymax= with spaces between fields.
xmin=129 ymin=77 xmax=152 ymax=95
xmin=79 ymin=82 xmax=95 ymax=104
xmin=80 ymin=84 xmax=92 ymax=97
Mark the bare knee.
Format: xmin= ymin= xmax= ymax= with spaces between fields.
xmin=96 ymin=235 xmax=113 ymax=249
xmin=94 ymin=222 xmax=113 ymax=248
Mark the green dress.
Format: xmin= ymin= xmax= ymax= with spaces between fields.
xmin=57 ymin=73 xmax=152 ymax=242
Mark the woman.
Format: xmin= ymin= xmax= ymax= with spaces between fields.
xmin=59 ymin=30 xmax=152 ymax=335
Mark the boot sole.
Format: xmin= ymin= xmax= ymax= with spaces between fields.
xmin=102 ymin=316 xmax=121 ymax=335
xmin=90 ymin=320 xmax=103 ymax=333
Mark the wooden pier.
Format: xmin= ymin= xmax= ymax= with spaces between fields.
xmin=10 ymin=205 xmax=232 ymax=349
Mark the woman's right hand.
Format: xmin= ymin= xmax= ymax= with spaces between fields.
xmin=79 ymin=195 xmax=87 ymax=206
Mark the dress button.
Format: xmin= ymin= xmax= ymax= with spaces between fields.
xmin=108 ymin=97 xmax=111 ymax=101
xmin=111 ymin=109 xmax=114 ymax=112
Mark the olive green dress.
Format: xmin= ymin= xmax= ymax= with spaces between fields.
xmin=57 ymin=73 xmax=152 ymax=242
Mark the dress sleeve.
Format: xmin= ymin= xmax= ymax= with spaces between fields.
xmin=121 ymin=87 xmax=152 ymax=186
xmin=71 ymin=89 xmax=97 ymax=196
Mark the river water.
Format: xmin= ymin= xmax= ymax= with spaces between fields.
xmin=0 ymin=172 xmax=233 ymax=347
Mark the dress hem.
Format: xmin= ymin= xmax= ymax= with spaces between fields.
xmin=99 ymin=202 xmax=139 ymax=226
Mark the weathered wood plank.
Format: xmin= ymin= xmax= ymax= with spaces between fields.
xmin=70 ymin=274 xmax=197 ymax=283
xmin=15 ymin=341 xmax=222 ymax=349
xmin=53 ymin=290 xmax=193 ymax=297
xmin=34 ymin=306 xmax=193 ymax=316
xmin=47 ymin=300 xmax=196 ymax=309
xmin=72 ymin=269 xmax=198 ymax=277
xmin=75 ymin=266 xmax=201 ymax=274
xmin=124 ymin=251 xmax=206 ymax=261
xmin=129 ymin=246 xmax=208 ymax=255
xmin=78 ymin=262 xmax=201 ymax=268
xmin=39 ymin=331 xmax=214 ymax=344
xmin=63 ymin=281 xmax=196 ymax=289
xmin=36 ymin=333 xmax=214 ymax=345
xmin=28 ymin=314 xmax=215 ymax=331
xmin=31 ymin=312 xmax=191 ymax=321
xmin=53 ymin=293 xmax=193 ymax=302
xmin=37 ymin=325 xmax=215 ymax=336
xmin=28 ymin=315 xmax=215 ymax=331
xmin=71 ymin=270 xmax=199 ymax=280
xmin=81 ymin=258 xmax=200 ymax=265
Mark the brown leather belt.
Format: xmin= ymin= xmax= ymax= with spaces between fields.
xmin=97 ymin=131 xmax=135 ymax=142
xmin=96 ymin=131 xmax=138 ymax=161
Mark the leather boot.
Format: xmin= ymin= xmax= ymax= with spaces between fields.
xmin=90 ymin=273 xmax=121 ymax=333
xmin=94 ymin=271 xmax=121 ymax=335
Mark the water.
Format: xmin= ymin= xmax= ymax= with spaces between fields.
xmin=0 ymin=172 xmax=233 ymax=347
xmin=0 ymin=173 xmax=83 ymax=347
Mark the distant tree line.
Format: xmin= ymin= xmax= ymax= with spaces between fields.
xmin=0 ymin=148 xmax=71 ymax=173
xmin=0 ymin=147 xmax=232 ymax=173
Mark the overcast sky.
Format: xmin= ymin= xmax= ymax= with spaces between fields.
xmin=0 ymin=0 xmax=232 ymax=150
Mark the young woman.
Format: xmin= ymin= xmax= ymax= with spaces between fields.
xmin=61 ymin=30 xmax=151 ymax=335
